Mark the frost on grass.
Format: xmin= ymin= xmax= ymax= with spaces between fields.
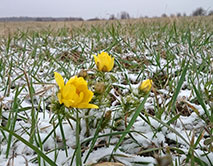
xmin=0 ymin=18 xmax=213 ymax=166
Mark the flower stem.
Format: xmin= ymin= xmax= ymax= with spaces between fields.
xmin=85 ymin=109 xmax=90 ymax=137
xmin=75 ymin=110 xmax=82 ymax=166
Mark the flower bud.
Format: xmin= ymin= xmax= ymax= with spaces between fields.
xmin=139 ymin=79 xmax=152 ymax=93
xmin=105 ymin=110 xmax=112 ymax=120
xmin=94 ymin=82 xmax=105 ymax=94
xmin=93 ymin=52 xmax=114 ymax=72
xmin=78 ymin=69 xmax=87 ymax=78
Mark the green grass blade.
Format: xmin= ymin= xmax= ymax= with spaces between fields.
xmin=0 ymin=126 xmax=57 ymax=166
xmin=168 ymin=60 xmax=189 ymax=114
xmin=149 ymin=113 xmax=190 ymax=146
xmin=190 ymin=79 xmax=211 ymax=121
xmin=6 ymin=86 xmax=20 ymax=158
xmin=113 ymin=92 xmax=149 ymax=152
xmin=57 ymin=114 xmax=68 ymax=157
xmin=83 ymin=111 xmax=105 ymax=163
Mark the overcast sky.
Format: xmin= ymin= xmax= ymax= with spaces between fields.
xmin=0 ymin=0 xmax=212 ymax=19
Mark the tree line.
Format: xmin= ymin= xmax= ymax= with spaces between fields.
xmin=0 ymin=17 xmax=84 ymax=22
xmin=110 ymin=7 xmax=213 ymax=20
xmin=0 ymin=7 xmax=212 ymax=22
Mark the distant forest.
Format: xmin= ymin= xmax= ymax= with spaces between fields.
xmin=0 ymin=7 xmax=212 ymax=22
xmin=0 ymin=17 xmax=84 ymax=22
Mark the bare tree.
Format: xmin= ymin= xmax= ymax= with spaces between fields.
xmin=161 ymin=13 xmax=167 ymax=17
xmin=176 ymin=13 xmax=181 ymax=17
xmin=208 ymin=10 xmax=213 ymax=16
xmin=120 ymin=11 xmax=130 ymax=19
xmin=109 ymin=14 xmax=116 ymax=20
xmin=192 ymin=7 xmax=206 ymax=16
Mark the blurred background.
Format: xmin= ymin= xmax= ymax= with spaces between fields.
xmin=0 ymin=0 xmax=213 ymax=21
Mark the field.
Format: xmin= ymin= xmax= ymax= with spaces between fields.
xmin=0 ymin=16 xmax=213 ymax=166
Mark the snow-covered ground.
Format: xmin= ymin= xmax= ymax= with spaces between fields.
xmin=0 ymin=30 xmax=212 ymax=166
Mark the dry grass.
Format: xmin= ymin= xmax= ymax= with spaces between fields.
xmin=0 ymin=16 xmax=212 ymax=37
xmin=0 ymin=21 xmax=82 ymax=37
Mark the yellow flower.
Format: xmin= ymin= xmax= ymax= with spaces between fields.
xmin=139 ymin=79 xmax=152 ymax=93
xmin=54 ymin=72 xmax=98 ymax=109
xmin=93 ymin=52 xmax=114 ymax=72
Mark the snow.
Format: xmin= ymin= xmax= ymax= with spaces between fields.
xmin=0 ymin=33 xmax=212 ymax=166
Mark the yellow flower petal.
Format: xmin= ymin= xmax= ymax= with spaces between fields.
xmin=93 ymin=54 xmax=98 ymax=66
xmin=57 ymin=92 xmax=62 ymax=104
xmin=72 ymin=91 xmax=84 ymax=106
xmin=77 ymin=103 xmax=99 ymax=109
xmin=63 ymin=84 xmax=75 ymax=99
xmin=54 ymin=72 xmax=64 ymax=90
xmin=109 ymin=57 xmax=114 ymax=71
xmin=81 ymin=89 xmax=94 ymax=103
xmin=62 ymin=99 xmax=74 ymax=108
